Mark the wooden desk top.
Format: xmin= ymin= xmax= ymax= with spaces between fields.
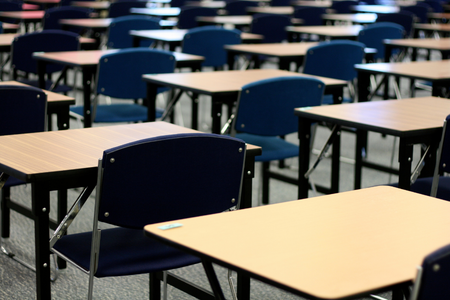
xmin=130 ymin=29 xmax=263 ymax=43
xmin=0 ymin=81 xmax=75 ymax=105
xmin=71 ymin=0 xmax=110 ymax=10
xmin=295 ymin=96 xmax=450 ymax=137
xmin=286 ymin=25 xmax=363 ymax=37
xmin=224 ymin=42 xmax=319 ymax=56
xmin=196 ymin=15 xmax=253 ymax=25
xmin=427 ymin=12 xmax=450 ymax=20
xmin=0 ymin=121 xmax=260 ymax=182
xmin=143 ymin=69 xmax=346 ymax=94
xmin=351 ymin=4 xmax=400 ymax=13
xmin=185 ymin=0 xmax=226 ymax=8
xmin=144 ymin=186 xmax=450 ymax=299
xmin=355 ymin=59 xmax=450 ymax=81
xmin=33 ymin=49 xmax=204 ymax=67
xmin=414 ymin=23 xmax=450 ymax=32
xmin=59 ymin=18 xmax=177 ymax=29
xmin=247 ymin=6 xmax=294 ymax=15
xmin=384 ymin=38 xmax=450 ymax=51
xmin=130 ymin=7 xmax=181 ymax=17
xmin=322 ymin=13 xmax=377 ymax=24
xmin=0 ymin=10 xmax=45 ymax=20
xmin=292 ymin=0 xmax=331 ymax=7
xmin=0 ymin=33 xmax=96 ymax=50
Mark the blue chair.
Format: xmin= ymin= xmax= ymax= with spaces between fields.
xmin=177 ymin=6 xmax=217 ymax=29
xmin=250 ymin=13 xmax=291 ymax=43
xmin=424 ymin=0 xmax=443 ymax=12
xmin=269 ymin=0 xmax=291 ymax=6
xmin=302 ymin=40 xmax=365 ymax=104
xmin=330 ymin=0 xmax=359 ymax=13
xmin=51 ymin=133 xmax=246 ymax=300
xmin=410 ymin=243 xmax=450 ymax=300
xmin=401 ymin=4 xmax=430 ymax=23
xmin=293 ymin=6 xmax=326 ymax=26
xmin=42 ymin=6 xmax=92 ymax=33
xmin=225 ymin=0 xmax=259 ymax=15
xmin=231 ymin=76 xmax=324 ymax=204
xmin=0 ymin=85 xmax=47 ymax=267
xmin=182 ymin=25 xmax=241 ymax=69
xmin=70 ymin=48 xmax=175 ymax=123
xmin=10 ymin=30 xmax=80 ymax=93
xmin=376 ymin=11 xmax=415 ymax=37
xmin=108 ymin=0 xmax=148 ymax=18
xmin=390 ymin=115 xmax=450 ymax=201
xmin=357 ymin=22 xmax=405 ymax=61
xmin=106 ymin=15 xmax=161 ymax=49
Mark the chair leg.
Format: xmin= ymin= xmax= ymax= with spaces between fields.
xmin=149 ymin=272 xmax=161 ymax=300
xmin=1 ymin=186 xmax=11 ymax=239
xmin=262 ymin=162 xmax=270 ymax=205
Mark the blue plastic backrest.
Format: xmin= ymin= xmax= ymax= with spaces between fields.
xmin=424 ymin=0 xmax=443 ymax=12
xmin=182 ymin=26 xmax=241 ymax=67
xmin=358 ymin=22 xmax=404 ymax=60
xmin=438 ymin=115 xmax=450 ymax=174
xmin=107 ymin=15 xmax=161 ymax=48
xmin=96 ymin=48 xmax=176 ymax=99
xmin=331 ymin=0 xmax=359 ymax=13
xmin=303 ymin=40 xmax=365 ymax=81
xmin=270 ymin=0 xmax=291 ymax=6
xmin=98 ymin=133 xmax=246 ymax=228
xmin=225 ymin=0 xmax=259 ymax=15
xmin=11 ymin=30 xmax=80 ymax=74
xmin=250 ymin=14 xmax=291 ymax=43
xmin=401 ymin=5 xmax=429 ymax=23
xmin=43 ymin=6 xmax=91 ymax=30
xmin=293 ymin=7 xmax=326 ymax=26
xmin=108 ymin=1 xmax=148 ymax=18
xmin=0 ymin=85 xmax=47 ymax=136
xmin=177 ymin=6 xmax=217 ymax=29
xmin=376 ymin=12 xmax=414 ymax=37
xmin=234 ymin=76 xmax=324 ymax=136
xmin=0 ymin=21 xmax=3 ymax=34
xmin=414 ymin=243 xmax=450 ymax=300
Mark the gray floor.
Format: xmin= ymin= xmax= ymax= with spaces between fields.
xmin=0 ymin=49 xmax=436 ymax=299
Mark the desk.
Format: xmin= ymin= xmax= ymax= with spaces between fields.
xmin=246 ymin=6 xmax=294 ymax=15
xmin=413 ymin=23 xmax=450 ymax=38
xmin=0 ymin=121 xmax=260 ymax=300
xmin=130 ymin=28 xmax=263 ymax=51
xmin=143 ymin=69 xmax=347 ymax=133
xmin=0 ymin=10 xmax=45 ymax=32
xmin=196 ymin=15 xmax=253 ymax=27
xmin=427 ymin=12 xmax=450 ymax=23
xmin=144 ymin=186 xmax=450 ymax=300
xmin=33 ymin=49 xmax=204 ymax=128
xmin=384 ymin=38 xmax=450 ymax=61
xmin=70 ymin=0 xmax=111 ymax=11
xmin=295 ymin=97 xmax=450 ymax=198
xmin=130 ymin=7 xmax=181 ymax=18
xmin=286 ymin=25 xmax=363 ymax=41
xmin=185 ymin=0 xmax=226 ymax=8
xmin=356 ymin=60 xmax=450 ymax=101
xmin=24 ymin=0 xmax=60 ymax=10
xmin=322 ymin=13 xmax=377 ymax=25
xmin=351 ymin=4 xmax=400 ymax=13
xmin=292 ymin=0 xmax=331 ymax=7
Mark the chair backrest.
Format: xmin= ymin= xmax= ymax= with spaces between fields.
xmin=302 ymin=40 xmax=365 ymax=81
xmin=330 ymin=0 xmax=359 ymax=13
xmin=225 ymin=0 xmax=259 ymax=15
xmin=170 ymin=0 xmax=186 ymax=7
xmin=250 ymin=14 xmax=291 ymax=43
xmin=233 ymin=76 xmax=324 ymax=137
xmin=0 ymin=21 xmax=3 ymax=34
xmin=401 ymin=4 xmax=429 ymax=23
xmin=108 ymin=0 xmax=148 ymax=18
xmin=423 ymin=0 xmax=443 ymax=12
xmin=106 ymin=15 xmax=161 ymax=48
xmin=11 ymin=30 xmax=80 ymax=74
xmin=410 ymin=243 xmax=450 ymax=300
xmin=357 ymin=22 xmax=404 ymax=61
xmin=95 ymin=48 xmax=176 ymax=99
xmin=428 ymin=114 xmax=450 ymax=197
xmin=60 ymin=0 xmax=94 ymax=6
xmin=97 ymin=133 xmax=246 ymax=228
xmin=293 ymin=6 xmax=326 ymax=26
xmin=270 ymin=0 xmax=291 ymax=6
xmin=375 ymin=12 xmax=414 ymax=37
xmin=43 ymin=6 xmax=92 ymax=32
xmin=182 ymin=25 xmax=241 ymax=67
xmin=0 ymin=85 xmax=47 ymax=136
xmin=177 ymin=6 xmax=217 ymax=29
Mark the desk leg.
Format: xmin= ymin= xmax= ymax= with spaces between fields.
xmin=211 ymin=95 xmax=225 ymax=134
xmin=37 ymin=60 xmax=47 ymax=90
xmin=355 ymin=129 xmax=368 ymax=190
xmin=32 ymin=184 xmax=51 ymax=300
xmin=298 ymin=118 xmax=313 ymax=199
xmin=146 ymin=82 xmax=159 ymax=123
xmin=398 ymin=138 xmax=413 ymax=190
xmin=357 ymin=70 xmax=370 ymax=103
xmin=202 ymin=260 xmax=226 ymax=300
xmin=81 ymin=67 xmax=95 ymax=128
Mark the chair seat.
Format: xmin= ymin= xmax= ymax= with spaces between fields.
xmin=390 ymin=176 xmax=450 ymax=202
xmin=70 ymin=105 xmax=164 ymax=123
xmin=236 ymin=133 xmax=298 ymax=162
xmin=321 ymin=94 xmax=353 ymax=105
xmin=53 ymin=227 xmax=200 ymax=277
xmin=15 ymin=79 xmax=73 ymax=94
xmin=4 ymin=176 xmax=25 ymax=188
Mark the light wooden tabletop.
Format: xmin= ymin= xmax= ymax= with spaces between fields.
xmin=0 ymin=81 xmax=74 ymax=104
xmin=292 ymin=0 xmax=331 ymax=7
xmin=286 ymin=25 xmax=363 ymax=37
xmin=130 ymin=7 xmax=181 ymax=17
xmin=196 ymin=15 xmax=253 ymax=25
xmin=59 ymin=18 xmax=177 ymax=29
xmin=355 ymin=59 xmax=450 ymax=81
xmin=130 ymin=28 xmax=263 ymax=42
xmin=351 ymin=4 xmax=400 ymax=13
xmin=70 ymin=0 xmax=110 ymax=9
xmin=295 ymin=96 xmax=450 ymax=136
xmin=322 ymin=13 xmax=377 ymax=24
xmin=144 ymin=185 xmax=450 ymax=299
xmin=414 ymin=23 xmax=450 ymax=32
xmin=0 ymin=10 xmax=44 ymax=20
xmin=224 ymin=42 xmax=319 ymax=56
xmin=143 ymin=69 xmax=346 ymax=94
xmin=247 ymin=6 xmax=294 ymax=14
xmin=384 ymin=38 xmax=450 ymax=50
